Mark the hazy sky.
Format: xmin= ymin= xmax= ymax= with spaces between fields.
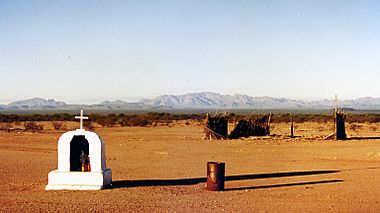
xmin=1 ymin=0 xmax=380 ymax=104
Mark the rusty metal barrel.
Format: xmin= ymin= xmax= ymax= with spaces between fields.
xmin=206 ymin=162 xmax=225 ymax=191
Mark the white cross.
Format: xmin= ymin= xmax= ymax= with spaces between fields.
xmin=75 ymin=109 xmax=89 ymax=130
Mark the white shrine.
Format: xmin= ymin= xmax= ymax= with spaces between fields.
xmin=46 ymin=110 xmax=112 ymax=190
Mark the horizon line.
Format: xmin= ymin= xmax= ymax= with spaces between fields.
xmin=1 ymin=92 xmax=378 ymax=105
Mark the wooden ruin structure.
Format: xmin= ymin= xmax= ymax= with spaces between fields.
xmin=334 ymin=95 xmax=347 ymax=140
xmin=205 ymin=113 xmax=271 ymax=140
xmin=204 ymin=113 xmax=229 ymax=140
xmin=325 ymin=95 xmax=348 ymax=140
xmin=229 ymin=114 xmax=271 ymax=139
xmin=335 ymin=110 xmax=347 ymax=140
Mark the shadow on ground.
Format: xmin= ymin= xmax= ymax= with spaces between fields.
xmin=348 ymin=136 xmax=380 ymax=140
xmin=224 ymin=179 xmax=343 ymax=191
xmin=112 ymin=170 xmax=339 ymax=189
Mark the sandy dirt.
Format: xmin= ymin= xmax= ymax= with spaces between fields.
xmin=1 ymin=121 xmax=380 ymax=212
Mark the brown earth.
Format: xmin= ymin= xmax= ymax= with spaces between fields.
xmin=1 ymin=121 xmax=380 ymax=212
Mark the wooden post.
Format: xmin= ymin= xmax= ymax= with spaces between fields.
xmin=234 ymin=117 xmax=237 ymax=129
xmin=290 ymin=117 xmax=294 ymax=138
xmin=267 ymin=113 xmax=272 ymax=135
xmin=205 ymin=113 xmax=211 ymax=140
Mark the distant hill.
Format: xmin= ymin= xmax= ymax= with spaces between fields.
xmin=7 ymin=97 xmax=67 ymax=110
xmin=141 ymin=92 xmax=380 ymax=110
xmin=96 ymin=100 xmax=150 ymax=109
xmin=141 ymin=92 xmax=307 ymax=109
xmin=3 ymin=93 xmax=380 ymax=111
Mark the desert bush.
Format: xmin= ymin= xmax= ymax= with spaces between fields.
xmin=126 ymin=115 xmax=152 ymax=127
xmin=84 ymin=121 xmax=95 ymax=131
xmin=369 ymin=125 xmax=378 ymax=132
xmin=52 ymin=122 xmax=63 ymax=130
xmin=95 ymin=116 xmax=115 ymax=127
xmin=1 ymin=112 xmax=379 ymax=128
xmin=0 ymin=123 xmax=13 ymax=132
xmin=165 ymin=120 xmax=173 ymax=126
xmin=24 ymin=122 xmax=43 ymax=132
xmin=346 ymin=114 xmax=380 ymax=123
xmin=0 ymin=113 xmax=74 ymax=122
xmin=349 ymin=123 xmax=362 ymax=131
xmin=317 ymin=126 xmax=325 ymax=131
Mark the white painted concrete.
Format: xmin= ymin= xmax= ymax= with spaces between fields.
xmin=46 ymin=129 xmax=112 ymax=190
xmin=46 ymin=169 xmax=112 ymax=190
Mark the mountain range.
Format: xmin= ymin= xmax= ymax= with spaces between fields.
xmin=2 ymin=92 xmax=380 ymax=111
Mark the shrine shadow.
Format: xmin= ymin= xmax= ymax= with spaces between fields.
xmin=111 ymin=169 xmax=339 ymax=189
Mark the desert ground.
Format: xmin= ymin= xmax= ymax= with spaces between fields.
xmin=1 ymin=120 xmax=380 ymax=212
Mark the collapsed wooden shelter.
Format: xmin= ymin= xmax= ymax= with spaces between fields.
xmin=229 ymin=114 xmax=271 ymax=139
xmin=205 ymin=113 xmax=271 ymax=140
xmin=204 ymin=113 xmax=229 ymax=139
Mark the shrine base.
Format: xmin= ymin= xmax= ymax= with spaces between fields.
xmin=45 ymin=169 xmax=112 ymax=190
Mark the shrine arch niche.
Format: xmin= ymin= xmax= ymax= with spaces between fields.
xmin=70 ymin=135 xmax=89 ymax=171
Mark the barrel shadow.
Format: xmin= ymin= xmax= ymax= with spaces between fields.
xmin=224 ymin=179 xmax=344 ymax=191
xmin=111 ymin=170 xmax=339 ymax=189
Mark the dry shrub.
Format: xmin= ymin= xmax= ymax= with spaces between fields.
xmin=84 ymin=121 xmax=95 ymax=131
xmin=0 ymin=123 xmax=13 ymax=132
xmin=127 ymin=115 xmax=152 ymax=127
xmin=369 ymin=125 xmax=378 ymax=132
xmin=165 ymin=120 xmax=173 ymax=126
xmin=268 ymin=113 xmax=331 ymax=124
xmin=52 ymin=122 xmax=64 ymax=130
xmin=93 ymin=114 xmax=118 ymax=127
xmin=349 ymin=123 xmax=362 ymax=131
xmin=24 ymin=122 xmax=43 ymax=132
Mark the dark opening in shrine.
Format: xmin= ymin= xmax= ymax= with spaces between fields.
xmin=70 ymin=135 xmax=89 ymax=171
